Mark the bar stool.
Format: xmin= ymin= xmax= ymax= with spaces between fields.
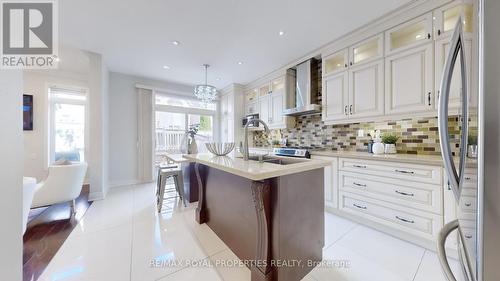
xmin=157 ymin=167 xmax=187 ymax=212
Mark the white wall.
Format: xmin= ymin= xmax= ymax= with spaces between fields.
xmin=0 ymin=70 xmax=23 ymax=281
xmin=108 ymin=72 xmax=193 ymax=187
xmin=22 ymin=52 xmax=110 ymax=201
xmin=22 ymin=71 xmax=88 ymax=181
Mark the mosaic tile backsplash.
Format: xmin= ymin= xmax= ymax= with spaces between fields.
xmin=253 ymin=115 xmax=467 ymax=156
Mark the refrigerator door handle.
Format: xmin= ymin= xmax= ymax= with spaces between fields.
xmin=437 ymin=219 xmax=460 ymax=281
xmin=438 ymin=18 xmax=468 ymax=202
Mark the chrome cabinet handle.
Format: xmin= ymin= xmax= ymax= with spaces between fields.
xmin=394 ymin=169 xmax=414 ymax=174
xmin=437 ymin=220 xmax=460 ymax=281
xmin=427 ymin=33 xmax=431 ymax=39
xmin=438 ymin=18 xmax=468 ymax=203
xmin=428 ymin=92 xmax=432 ymax=106
xmin=344 ymin=105 xmax=348 ymax=115
xmin=464 ymin=202 xmax=472 ymax=207
xmin=353 ymin=164 xmax=367 ymax=169
xmin=349 ymin=105 xmax=353 ymax=115
xmin=395 ymin=216 xmax=415 ymax=224
xmin=353 ymin=203 xmax=367 ymax=210
xmin=353 ymin=182 xmax=367 ymax=188
xmin=464 ymin=234 xmax=473 ymax=239
xmin=395 ymin=190 xmax=414 ymax=197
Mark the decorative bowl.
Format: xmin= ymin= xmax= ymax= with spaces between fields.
xmin=205 ymin=142 xmax=235 ymax=156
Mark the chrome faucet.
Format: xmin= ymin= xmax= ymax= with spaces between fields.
xmin=243 ymin=119 xmax=270 ymax=161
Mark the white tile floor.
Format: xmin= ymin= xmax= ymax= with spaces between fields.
xmin=38 ymin=182 xmax=462 ymax=281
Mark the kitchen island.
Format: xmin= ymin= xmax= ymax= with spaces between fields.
xmin=182 ymin=153 xmax=330 ymax=281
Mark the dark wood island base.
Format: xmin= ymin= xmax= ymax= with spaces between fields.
xmin=194 ymin=163 xmax=325 ymax=281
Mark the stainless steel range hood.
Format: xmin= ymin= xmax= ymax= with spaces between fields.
xmin=283 ymin=58 xmax=321 ymax=116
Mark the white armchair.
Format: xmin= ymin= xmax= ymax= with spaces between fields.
xmin=31 ymin=163 xmax=88 ymax=215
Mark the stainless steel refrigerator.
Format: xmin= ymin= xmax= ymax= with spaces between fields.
xmin=437 ymin=0 xmax=500 ymax=280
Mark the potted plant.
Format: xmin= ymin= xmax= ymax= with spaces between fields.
xmin=467 ymin=133 xmax=478 ymax=158
xmin=271 ymin=140 xmax=281 ymax=148
xmin=382 ymin=134 xmax=399 ymax=154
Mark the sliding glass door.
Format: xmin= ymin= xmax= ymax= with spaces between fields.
xmin=154 ymin=92 xmax=217 ymax=160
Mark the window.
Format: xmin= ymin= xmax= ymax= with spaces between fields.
xmin=154 ymin=92 xmax=216 ymax=156
xmin=49 ymin=86 xmax=88 ymax=164
xmin=155 ymin=94 xmax=216 ymax=110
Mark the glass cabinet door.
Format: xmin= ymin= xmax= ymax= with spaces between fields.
xmin=386 ymin=13 xmax=433 ymax=54
xmin=246 ymin=88 xmax=258 ymax=102
xmin=323 ymin=49 xmax=348 ymax=76
xmin=259 ymin=83 xmax=270 ymax=97
xmin=350 ymin=34 xmax=383 ymax=66
xmin=271 ymin=76 xmax=285 ymax=94
xmin=435 ymin=2 xmax=474 ymax=39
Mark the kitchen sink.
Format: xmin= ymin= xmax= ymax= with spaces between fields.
xmin=239 ymin=155 xmax=308 ymax=165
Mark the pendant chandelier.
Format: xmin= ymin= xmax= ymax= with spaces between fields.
xmin=194 ymin=64 xmax=217 ymax=103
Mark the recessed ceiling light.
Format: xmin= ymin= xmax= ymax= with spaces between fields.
xmin=237 ymin=61 xmax=243 ymax=65
xmin=55 ymin=57 xmax=60 ymax=62
xmin=163 ymin=65 xmax=170 ymax=69
xmin=172 ymin=40 xmax=180 ymax=46
xmin=278 ymin=30 xmax=285 ymax=36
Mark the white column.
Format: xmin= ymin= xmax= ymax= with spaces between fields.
xmin=87 ymin=52 xmax=110 ymax=200
xmin=0 ymin=69 xmax=23 ymax=281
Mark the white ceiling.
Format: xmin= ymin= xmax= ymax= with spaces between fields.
xmin=59 ymin=0 xmax=412 ymax=88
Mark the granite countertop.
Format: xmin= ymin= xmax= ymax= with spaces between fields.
xmin=182 ymin=153 xmax=330 ymax=181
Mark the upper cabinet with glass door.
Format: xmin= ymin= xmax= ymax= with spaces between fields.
xmin=270 ymin=76 xmax=285 ymax=95
xmin=245 ymin=88 xmax=258 ymax=103
xmin=434 ymin=1 xmax=474 ymax=39
xmin=349 ymin=34 xmax=383 ymax=67
xmin=385 ymin=12 xmax=434 ymax=55
xmin=323 ymin=49 xmax=348 ymax=76
xmin=259 ymin=83 xmax=271 ymax=97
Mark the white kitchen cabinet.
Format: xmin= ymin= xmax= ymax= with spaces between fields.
xmin=434 ymin=1 xmax=474 ymax=39
xmin=246 ymin=101 xmax=257 ymax=115
xmin=322 ymin=34 xmax=384 ymax=123
xmin=385 ymin=43 xmax=434 ymax=115
xmin=220 ymin=117 xmax=234 ymax=143
xmin=435 ymin=37 xmax=473 ymax=112
xmin=323 ymin=49 xmax=349 ymax=76
xmin=322 ymin=71 xmax=349 ymax=122
xmin=348 ymin=59 xmax=384 ymax=118
xmin=218 ymin=84 xmax=244 ymax=145
xmin=349 ymin=34 xmax=383 ymax=67
xmin=245 ymin=88 xmax=258 ymax=103
xmin=258 ymin=95 xmax=270 ymax=124
xmin=269 ymin=92 xmax=285 ymax=128
xmin=220 ymin=94 xmax=230 ymax=117
xmin=312 ymin=156 xmax=338 ymax=209
xmin=385 ymin=12 xmax=433 ymax=55
xmin=322 ymin=59 xmax=384 ymax=122
xmin=244 ymin=71 xmax=295 ymax=129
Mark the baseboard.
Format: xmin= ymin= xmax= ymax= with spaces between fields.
xmin=108 ymin=179 xmax=143 ymax=189
xmin=88 ymin=191 xmax=105 ymax=201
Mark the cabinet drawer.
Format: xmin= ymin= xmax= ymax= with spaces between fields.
xmin=459 ymin=196 xmax=477 ymax=213
xmin=460 ymin=226 xmax=476 ymax=254
xmin=339 ymin=171 xmax=442 ymax=214
xmin=339 ymin=158 xmax=442 ymax=185
xmin=339 ymin=192 xmax=442 ymax=239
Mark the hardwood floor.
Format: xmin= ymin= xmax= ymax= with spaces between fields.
xmin=23 ymin=185 xmax=92 ymax=281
